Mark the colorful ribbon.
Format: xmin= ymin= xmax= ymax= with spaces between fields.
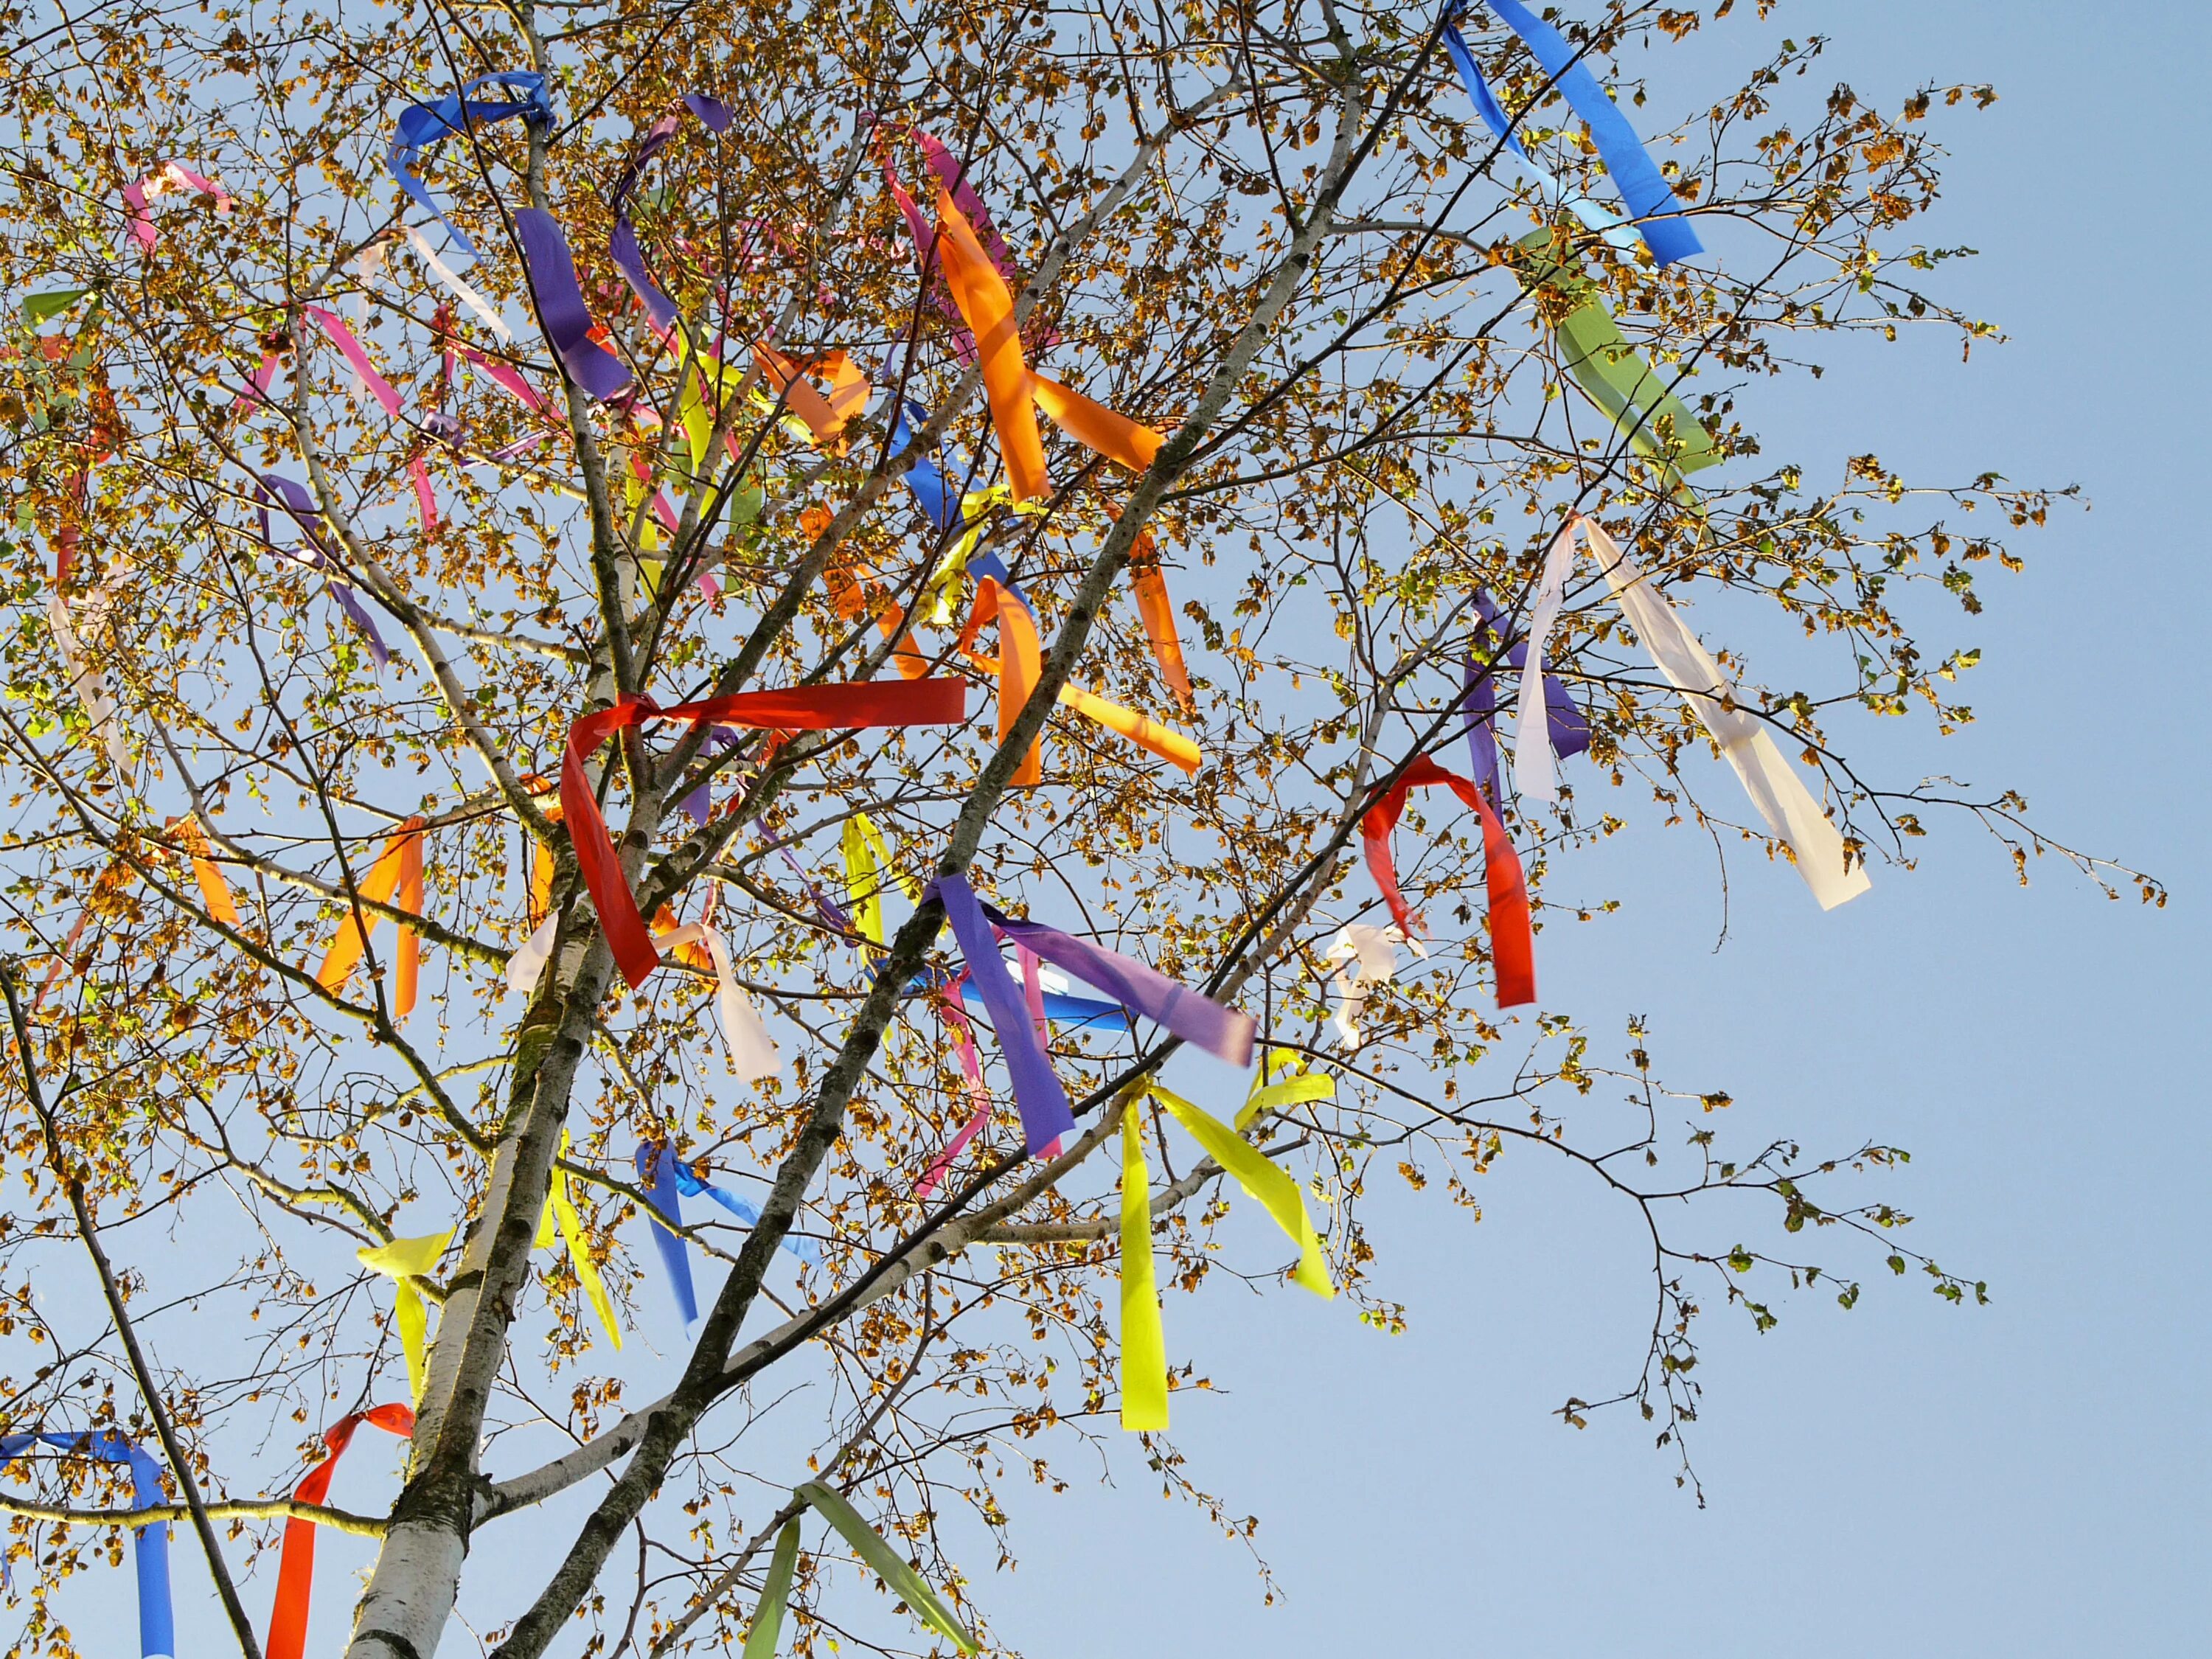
xmin=1475 ymin=1 xmax=1702 ymax=265
xmin=1514 ymin=229 xmax=1718 ymax=481
xmin=791 ymin=1481 xmax=978 ymax=1652
xmin=514 ymin=207 xmax=633 ymax=400
xmin=1361 ymin=754 xmax=1536 ymax=1007
xmin=636 ymin=1141 xmax=813 ymax=1329
xmin=388 ymin=72 xmax=552 ymax=261
xmin=314 ymin=817 xmax=425 ymax=1017
xmin=46 ymin=587 xmax=131 ymax=777
xmin=1513 ymin=518 xmax=1579 ymax=801
xmin=740 ymin=1516 xmax=802 ymax=1659
xmin=1441 ymin=21 xmax=1640 ymax=251
xmin=562 ymin=679 xmax=967 ymax=987
xmin=1119 ymin=1079 xmax=1334 ymax=1428
xmin=1583 ymin=515 xmax=1871 ymax=908
xmin=122 ymin=161 xmax=231 ymax=253
xmin=536 ymin=1130 xmax=622 ymax=1349
xmin=253 ymin=473 xmax=392 ymax=665
xmin=355 ymin=1229 xmax=452 ymax=1400
xmin=264 ymin=1403 xmax=414 ymax=1659
xmin=1470 ymin=584 xmax=1589 ymax=792
xmin=401 ymin=223 xmax=512 ymax=341
xmin=841 ymin=813 xmax=917 ymax=946
xmin=955 ymin=575 xmax=1044 ymax=786
xmin=608 ymin=94 xmax=733 ymax=330
xmin=0 ymin=1431 xmax=173 ymax=1659
xmin=931 ymin=874 xmax=1074 ymax=1155
xmin=166 ymin=816 xmax=240 ymax=925
xmin=1237 ymin=1050 xmax=1335 ymax=1130
xmin=653 ymin=912 xmax=782 ymax=1082
xmin=1128 ymin=532 xmax=1194 ymax=714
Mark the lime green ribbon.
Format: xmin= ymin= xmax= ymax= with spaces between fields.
xmin=793 ymin=1480 xmax=977 ymax=1652
xmin=356 ymin=1228 xmax=454 ymax=1402
xmin=740 ymin=1517 xmax=801 ymax=1659
xmin=535 ymin=1130 xmax=622 ymax=1351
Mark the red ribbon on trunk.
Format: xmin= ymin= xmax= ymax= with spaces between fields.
xmin=1360 ymin=754 xmax=1536 ymax=1008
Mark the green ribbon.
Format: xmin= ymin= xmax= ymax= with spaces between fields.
xmin=793 ymin=1481 xmax=978 ymax=1652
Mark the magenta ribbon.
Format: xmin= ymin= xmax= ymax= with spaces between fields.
xmin=513 ymin=208 xmax=632 ymax=400
xmin=608 ymin=94 xmax=732 ymax=332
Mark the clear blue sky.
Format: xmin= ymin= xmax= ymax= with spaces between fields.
xmin=29 ymin=3 xmax=2206 ymax=1652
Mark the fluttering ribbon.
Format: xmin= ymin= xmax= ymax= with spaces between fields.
xmin=355 ymin=1228 xmax=453 ymax=1401
xmin=536 ymin=1130 xmax=622 ymax=1349
xmin=387 ymin=72 xmax=552 ymax=261
xmin=401 ymin=223 xmax=513 ymax=341
xmin=636 ymin=1141 xmax=814 ymax=1329
xmin=264 ymin=1403 xmax=414 ymax=1659
xmin=754 ymin=345 xmax=871 ymax=446
xmin=914 ymin=972 xmax=996 ymax=1200
xmin=1441 ymin=21 xmax=1640 ymax=251
xmin=1361 ymin=754 xmax=1536 ymax=1006
xmin=1321 ymin=922 xmax=1418 ymax=1050
xmin=0 ymin=1431 xmax=173 ymax=1659
xmin=1514 ymin=229 xmax=1718 ymax=481
xmin=841 ymin=813 xmax=918 ymax=946
xmin=1469 ymin=584 xmax=1589 ymax=801
xmin=652 ymin=908 xmax=782 ymax=1082
xmin=562 ymin=679 xmax=968 ymax=988
xmin=956 ymin=575 xmax=1043 ymax=786
xmin=608 ymin=94 xmax=733 ymax=331
xmin=1128 ymin=532 xmax=1194 ymax=714
xmin=166 ymin=815 xmax=240 ymax=925
xmin=931 ymin=874 xmax=1074 ymax=1156
xmin=1583 ymin=515 xmax=1871 ymax=908
xmin=739 ymin=1515 xmax=802 ymax=1659
xmin=955 ymin=964 xmax=1127 ymax=1032
xmin=790 ymin=1481 xmax=978 ymax=1652
xmin=514 ymin=207 xmax=633 ymax=400
xmin=122 ymin=161 xmax=231 ymax=253
xmin=1472 ymin=1 xmax=1703 ymax=266
xmin=1119 ymin=1080 xmax=1334 ymax=1429
xmin=1237 ymin=1049 xmax=1335 ymax=1130
xmin=253 ymin=473 xmax=393 ymax=665
xmin=314 ymin=816 xmax=425 ymax=1017
xmin=46 ymin=585 xmax=131 ymax=777
xmin=1513 ymin=518 xmax=1580 ymax=801
xmin=934 ymin=189 xmax=1046 ymax=498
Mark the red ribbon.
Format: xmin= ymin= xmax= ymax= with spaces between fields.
xmin=563 ymin=681 xmax=969 ymax=987
xmin=1360 ymin=754 xmax=1536 ymax=1008
xmin=265 ymin=1403 xmax=414 ymax=1659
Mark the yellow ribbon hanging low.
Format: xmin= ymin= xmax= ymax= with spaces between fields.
xmin=1237 ymin=1051 xmax=1337 ymax=1130
xmin=356 ymin=1228 xmax=453 ymax=1402
xmin=840 ymin=813 xmax=917 ymax=947
xmin=1116 ymin=1080 xmax=1335 ymax=1430
xmin=535 ymin=1130 xmax=622 ymax=1350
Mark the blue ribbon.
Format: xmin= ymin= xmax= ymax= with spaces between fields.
xmin=388 ymin=72 xmax=553 ymax=262
xmin=0 ymin=1431 xmax=174 ymax=1659
xmin=633 ymin=1143 xmax=816 ymax=1329
xmin=1473 ymin=585 xmax=1589 ymax=759
xmin=1471 ymin=2 xmax=1702 ymax=265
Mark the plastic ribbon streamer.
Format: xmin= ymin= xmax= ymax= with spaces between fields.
xmin=791 ymin=1481 xmax=978 ymax=1653
xmin=956 ymin=574 xmax=1044 ymax=786
xmin=652 ymin=913 xmax=782 ymax=1082
xmin=1514 ymin=518 xmax=1579 ymax=802
xmin=304 ymin=305 xmax=403 ymax=420
xmin=739 ymin=1516 xmax=802 ymax=1659
xmin=401 ymin=223 xmax=513 ymax=341
xmin=122 ymin=161 xmax=231 ymax=252
xmin=1237 ymin=1050 xmax=1336 ymax=1130
xmin=265 ymin=1403 xmax=414 ymax=1659
xmin=314 ymin=816 xmax=425 ymax=1017
xmin=608 ymin=94 xmax=732 ymax=330
xmin=956 ymin=967 xmax=1127 ymax=1033
xmin=1362 ymin=754 xmax=1537 ymax=1007
xmin=167 ymin=816 xmax=240 ymax=925
xmin=46 ymin=585 xmax=131 ymax=776
xmin=1119 ymin=1080 xmax=1335 ymax=1429
xmin=636 ymin=1142 xmax=813 ymax=1329
xmin=1470 ymin=585 xmax=1588 ymax=792
xmin=253 ymin=473 xmax=393 ymax=664
xmin=1583 ymin=516 xmax=1871 ymax=908
xmin=514 ymin=207 xmax=633 ymax=400
xmin=1128 ymin=532 xmax=1194 ymax=714
xmin=0 ymin=1431 xmax=174 ymax=1659
xmin=536 ymin=1130 xmax=622 ymax=1349
xmin=931 ymin=874 xmax=1075 ymax=1155
xmin=562 ymin=678 xmax=967 ymax=987
xmin=355 ymin=1229 xmax=452 ymax=1400
xmin=1475 ymin=1 xmax=1703 ymax=266
xmin=841 ymin=812 xmax=917 ymax=946
xmin=1323 ymin=919 xmax=1415 ymax=1052
xmin=1441 ymin=21 xmax=1639 ymax=251
xmin=388 ymin=71 xmax=552 ymax=261
xmin=914 ymin=973 xmax=997 ymax=1200
xmin=935 ymin=189 xmax=1047 ymax=498
xmin=1514 ymin=229 xmax=1719 ymax=482
xmin=754 ymin=345 xmax=871 ymax=446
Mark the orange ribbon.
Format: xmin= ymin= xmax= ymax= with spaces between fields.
xmin=1127 ymin=532 xmax=1193 ymax=715
xmin=166 ymin=817 xmax=240 ymax=925
xmin=936 ymin=188 xmax=1048 ymax=500
xmin=314 ymin=818 xmax=425 ymax=1017
xmin=752 ymin=344 xmax=869 ymax=446
xmin=956 ymin=576 xmax=1044 ymax=787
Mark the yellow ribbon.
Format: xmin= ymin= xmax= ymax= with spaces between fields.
xmin=1117 ymin=1079 xmax=1335 ymax=1429
xmin=839 ymin=813 xmax=916 ymax=947
xmin=536 ymin=1131 xmax=622 ymax=1350
xmin=356 ymin=1228 xmax=453 ymax=1402
xmin=1237 ymin=1051 xmax=1336 ymax=1130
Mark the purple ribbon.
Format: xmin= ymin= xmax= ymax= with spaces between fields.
xmin=608 ymin=94 xmax=732 ymax=332
xmin=1474 ymin=585 xmax=1587 ymax=759
xmin=931 ymin=875 xmax=1074 ymax=1155
xmin=254 ymin=473 xmax=392 ymax=667
xmin=387 ymin=71 xmax=552 ymax=262
xmin=1463 ymin=655 xmax=1503 ymax=801
xmin=514 ymin=208 xmax=633 ymax=400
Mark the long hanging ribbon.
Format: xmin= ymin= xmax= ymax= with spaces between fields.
xmin=635 ymin=1141 xmax=812 ymax=1330
xmin=931 ymin=874 xmax=1073 ymax=1155
xmin=1237 ymin=1050 xmax=1335 ymax=1130
xmin=1127 ymin=531 xmax=1194 ymax=714
xmin=1440 ymin=21 xmax=1640 ymax=251
xmin=355 ymin=1228 xmax=453 ymax=1401
xmin=122 ymin=161 xmax=232 ymax=253
xmin=0 ymin=1431 xmax=174 ymax=1659
xmin=934 ymin=188 xmax=1048 ymax=500
xmin=1583 ymin=516 xmax=1871 ymax=908
xmin=1321 ymin=922 xmax=1416 ymax=1050
xmin=740 ymin=1516 xmax=803 ymax=1659
xmin=535 ymin=1130 xmax=622 ymax=1349
xmin=401 ymin=223 xmax=513 ymax=341
xmin=264 ymin=1403 xmax=414 ymax=1659
xmin=561 ymin=678 xmax=967 ymax=988
xmin=608 ymin=94 xmax=733 ymax=331
xmin=753 ymin=345 xmax=871 ymax=446
xmin=253 ymin=473 xmax=392 ymax=664
xmin=652 ymin=916 xmax=782 ymax=1081
xmin=1472 ymin=585 xmax=1588 ymax=771
xmin=1118 ymin=1079 xmax=1335 ymax=1429
xmin=1513 ymin=518 xmax=1580 ymax=801
xmin=46 ymin=588 xmax=131 ymax=777
xmin=1361 ymin=754 xmax=1536 ymax=1007
xmin=314 ymin=817 xmax=425 ymax=1016
xmin=791 ymin=1481 xmax=978 ymax=1652
xmin=302 ymin=306 xmax=404 ymax=420
xmin=1475 ymin=1 xmax=1703 ymax=265
xmin=955 ymin=575 xmax=1043 ymax=787
xmin=956 ymin=967 xmax=1128 ymax=1032
xmin=841 ymin=813 xmax=917 ymax=946
xmin=513 ymin=207 xmax=633 ymax=400
xmin=166 ymin=816 xmax=240 ymax=925
xmin=914 ymin=973 xmax=995 ymax=1201
xmin=388 ymin=72 xmax=552 ymax=261
xmin=1514 ymin=229 xmax=1719 ymax=481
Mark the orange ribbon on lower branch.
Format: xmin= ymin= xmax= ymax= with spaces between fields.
xmin=315 ymin=818 xmax=425 ymax=1016
xmin=265 ymin=1403 xmax=414 ymax=1659
xmin=563 ymin=681 xmax=968 ymax=987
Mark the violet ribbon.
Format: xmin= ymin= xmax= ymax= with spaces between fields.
xmin=1473 ymin=586 xmax=1587 ymax=759
xmin=1463 ymin=654 xmax=1505 ymax=803
xmin=388 ymin=71 xmax=552 ymax=261
xmin=931 ymin=875 xmax=1075 ymax=1155
xmin=254 ymin=473 xmax=391 ymax=666
xmin=608 ymin=94 xmax=732 ymax=331
xmin=513 ymin=207 xmax=633 ymax=400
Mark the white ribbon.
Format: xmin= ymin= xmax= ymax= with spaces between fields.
xmin=401 ymin=223 xmax=513 ymax=343
xmin=46 ymin=591 xmax=130 ymax=779
xmin=505 ymin=913 xmax=559 ymax=996
xmin=1321 ymin=923 xmax=1423 ymax=1051
xmin=1585 ymin=517 xmax=1871 ymax=909
xmin=1512 ymin=519 xmax=1580 ymax=803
